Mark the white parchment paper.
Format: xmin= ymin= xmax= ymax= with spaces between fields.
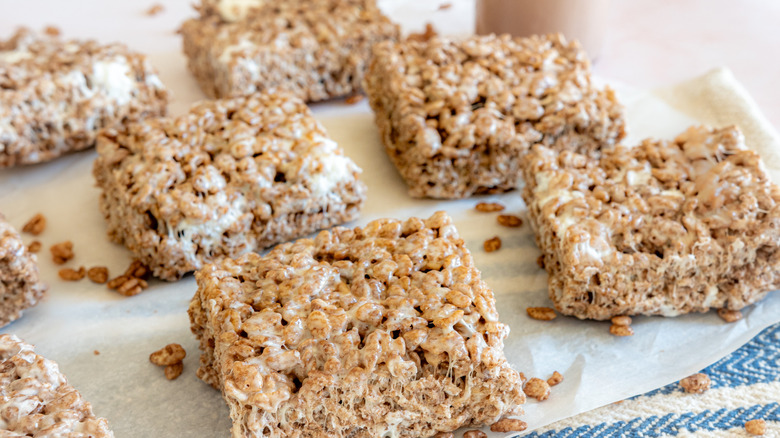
xmin=1 ymin=1 xmax=779 ymax=436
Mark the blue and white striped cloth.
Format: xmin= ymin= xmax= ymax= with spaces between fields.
xmin=525 ymin=322 xmax=780 ymax=437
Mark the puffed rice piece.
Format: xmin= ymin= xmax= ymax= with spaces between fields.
xmin=745 ymin=419 xmax=766 ymax=435
xmin=190 ymin=211 xmax=525 ymax=438
xmin=0 ymin=28 xmax=168 ymax=167
xmin=490 ymin=418 xmax=527 ymax=433
xmin=0 ymin=215 xmax=46 ymax=327
xmin=521 ymin=126 xmax=780 ymax=320
xmin=93 ymin=93 xmax=366 ymax=281
xmin=365 ymin=33 xmax=625 ymax=198
xmin=679 ymin=373 xmax=711 ymax=394
xmin=523 ymin=377 xmax=551 ymax=401
xmin=150 ymin=343 xmax=186 ymax=366
xmin=181 ymin=0 xmax=399 ymax=102
xmin=0 ymin=334 xmax=114 ymax=436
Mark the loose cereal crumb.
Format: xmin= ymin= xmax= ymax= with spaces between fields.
xmin=523 ymin=377 xmax=551 ymax=401
xmin=475 ymin=202 xmax=505 ymax=213
xmin=497 ymin=214 xmax=523 ymax=227
xmin=345 ymin=94 xmax=364 ymax=105
xmin=611 ymin=315 xmax=632 ymax=326
xmin=547 ymin=371 xmax=564 ymax=386
xmin=536 ymin=254 xmax=545 ymax=269
xmin=438 ymin=2 xmax=452 ymax=10
xmin=165 ymin=362 xmax=184 ymax=380
xmin=679 ymin=373 xmax=711 ymax=394
xmin=58 ymin=267 xmax=86 ymax=281
xmin=93 ymin=350 xmax=100 ymax=355
xmin=149 ymin=343 xmax=186 ymax=366
xmin=718 ymin=308 xmax=742 ymax=323
xmin=433 ymin=432 xmax=454 ymax=438
xmin=408 ymin=22 xmax=437 ymax=42
xmin=463 ymin=431 xmax=487 ymax=438
xmin=22 ymin=213 xmax=46 ymax=235
xmin=609 ymin=324 xmax=634 ymax=336
xmin=490 ymin=418 xmax=527 ymax=433
xmin=43 ymin=25 xmax=60 ymax=36
xmin=527 ymin=307 xmax=557 ymax=321
xmin=483 ymin=236 xmax=501 ymax=252
xmin=114 ymin=276 xmax=149 ymax=296
xmin=28 ymin=241 xmax=42 ymax=253
xmin=50 ymin=241 xmax=74 ymax=265
xmin=87 ymin=266 xmax=109 ymax=284
xmin=145 ymin=3 xmax=164 ymax=16
xmin=745 ymin=419 xmax=766 ymax=435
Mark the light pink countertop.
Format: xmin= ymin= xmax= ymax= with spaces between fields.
xmin=595 ymin=0 xmax=780 ymax=131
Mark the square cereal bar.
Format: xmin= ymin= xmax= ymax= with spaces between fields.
xmin=0 ymin=28 xmax=168 ymax=167
xmin=0 ymin=215 xmax=46 ymax=327
xmin=364 ymin=33 xmax=626 ymax=199
xmin=180 ymin=0 xmax=399 ymax=101
xmin=189 ymin=211 xmax=524 ymax=437
xmin=0 ymin=334 xmax=113 ymax=436
xmin=93 ymin=93 xmax=366 ymax=281
xmin=521 ymin=125 xmax=780 ymax=320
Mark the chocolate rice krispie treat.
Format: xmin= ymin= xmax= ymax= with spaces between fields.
xmin=180 ymin=0 xmax=399 ymax=102
xmin=0 ymin=334 xmax=113 ymax=436
xmin=521 ymin=125 xmax=780 ymax=320
xmin=0 ymin=28 xmax=168 ymax=167
xmin=364 ymin=33 xmax=626 ymax=199
xmin=0 ymin=214 xmax=46 ymax=327
xmin=189 ymin=211 xmax=525 ymax=437
xmin=93 ymin=93 xmax=366 ymax=281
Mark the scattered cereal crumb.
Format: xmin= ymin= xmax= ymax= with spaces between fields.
xmin=679 ymin=373 xmax=711 ymax=394
xmin=497 ymin=214 xmax=523 ymax=227
xmin=87 ymin=266 xmax=109 ymax=284
xmin=483 ymin=236 xmax=501 ymax=252
xmin=438 ymin=2 xmax=452 ymax=10
xmin=609 ymin=324 xmax=634 ymax=336
xmin=536 ymin=254 xmax=545 ymax=269
xmin=547 ymin=371 xmax=564 ymax=386
xmin=611 ymin=315 xmax=632 ymax=326
xmin=745 ymin=419 xmax=766 ymax=435
xmin=145 ymin=3 xmax=164 ymax=16
xmin=43 ymin=25 xmax=60 ymax=37
xmin=490 ymin=418 xmax=527 ymax=433
xmin=463 ymin=430 xmax=487 ymax=438
xmin=408 ymin=22 xmax=437 ymax=42
xmin=523 ymin=377 xmax=551 ymax=401
xmin=58 ymin=266 xmax=85 ymax=281
xmin=149 ymin=343 xmax=186 ymax=366
xmin=124 ymin=259 xmax=150 ymax=279
xmin=527 ymin=307 xmax=557 ymax=321
xmin=28 ymin=241 xmax=42 ymax=253
xmin=717 ymin=308 xmax=742 ymax=323
xmin=164 ymin=362 xmax=184 ymax=380
xmin=433 ymin=432 xmax=454 ymax=438
xmin=22 ymin=213 xmax=46 ymax=235
xmin=93 ymin=350 xmax=100 ymax=355
xmin=475 ymin=201 xmax=505 ymax=212
xmin=50 ymin=241 xmax=74 ymax=265
xmin=345 ymin=94 xmax=364 ymax=105
xmin=108 ymin=260 xmax=151 ymax=296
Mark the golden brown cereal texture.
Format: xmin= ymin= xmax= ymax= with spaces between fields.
xmin=87 ymin=266 xmax=109 ymax=284
xmin=679 ymin=373 xmax=711 ymax=394
xmin=745 ymin=419 xmax=766 ymax=435
xmin=189 ymin=211 xmax=525 ymax=438
xmin=611 ymin=315 xmax=632 ymax=326
xmin=484 ymin=236 xmax=502 ymax=252
xmin=58 ymin=266 xmax=85 ymax=281
xmin=50 ymin=241 xmax=74 ymax=265
xmin=0 ymin=28 xmax=168 ymax=167
xmin=522 ymin=125 xmax=780 ymax=320
xmin=164 ymin=363 xmax=184 ymax=380
xmin=526 ymin=307 xmax=557 ymax=321
xmin=365 ymin=33 xmax=625 ymax=199
xmin=181 ymin=0 xmax=399 ymax=102
xmin=547 ymin=371 xmax=564 ymax=386
xmin=93 ymin=93 xmax=366 ymax=281
xmin=27 ymin=240 xmax=41 ymax=253
xmin=0 ymin=334 xmax=114 ymax=436
xmin=523 ymin=377 xmax=551 ymax=401
xmin=490 ymin=418 xmax=527 ymax=433
xmin=149 ymin=343 xmax=186 ymax=366
xmin=22 ymin=213 xmax=46 ymax=235
xmin=497 ymin=214 xmax=523 ymax=228
xmin=475 ymin=202 xmax=505 ymax=213
xmin=0 ymin=215 xmax=46 ymax=327
xmin=609 ymin=324 xmax=634 ymax=337
xmin=717 ymin=308 xmax=743 ymax=323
